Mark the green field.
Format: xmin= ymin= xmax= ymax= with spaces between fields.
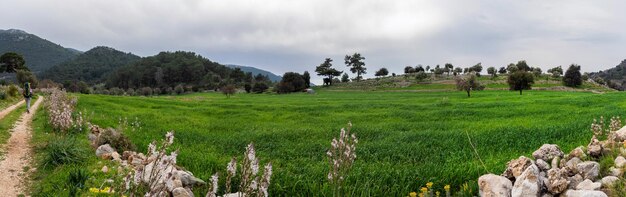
xmin=75 ymin=89 xmax=624 ymax=196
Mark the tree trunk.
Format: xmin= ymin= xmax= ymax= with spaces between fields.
xmin=467 ymin=90 xmax=470 ymax=97
xmin=519 ymin=89 xmax=522 ymax=95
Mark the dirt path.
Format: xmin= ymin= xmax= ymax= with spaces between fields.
xmin=0 ymin=97 xmax=43 ymax=196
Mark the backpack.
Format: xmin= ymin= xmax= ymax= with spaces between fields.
xmin=23 ymin=82 xmax=32 ymax=98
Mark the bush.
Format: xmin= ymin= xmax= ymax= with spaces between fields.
xmin=221 ymin=84 xmax=237 ymax=98
xmin=41 ymin=137 xmax=87 ymax=168
xmin=252 ymin=82 xmax=269 ymax=93
xmin=153 ymin=87 xmax=161 ymax=95
xmin=165 ymin=87 xmax=174 ymax=95
xmin=101 ymin=89 xmax=110 ymax=95
xmin=0 ymin=90 xmax=6 ymax=100
xmin=8 ymin=85 xmax=18 ymax=98
xmin=244 ymin=83 xmax=252 ymax=93
xmin=126 ymin=88 xmax=135 ymax=96
xmin=94 ymin=128 xmax=136 ymax=152
xmin=109 ymin=87 xmax=123 ymax=95
xmin=174 ymin=84 xmax=184 ymax=95
xmin=415 ymin=71 xmax=429 ymax=81
xmin=141 ymin=87 xmax=153 ymax=96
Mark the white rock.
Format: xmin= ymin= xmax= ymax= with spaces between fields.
xmin=576 ymin=179 xmax=601 ymax=190
xmin=533 ymin=144 xmax=564 ymax=161
xmin=568 ymin=174 xmax=583 ymax=189
xmin=222 ymin=192 xmax=245 ymax=197
xmin=609 ymin=167 xmax=623 ymax=177
xmin=576 ymin=161 xmax=600 ymax=180
xmin=101 ymin=165 xmax=108 ymax=173
xmin=512 ymin=164 xmax=540 ymax=197
xmin=563 ymin=157 xmax=582 ymax=175
xmin=615 ymin=156 xmax=626 ymax=168
xmin=536 ymin=159 xmax=550 ymax=172
xmin=502 ymin=156 xmax=533 ymax=179
xmin=174 ymin=170 xmax=206 ymax=187
xmin=111 ymin=152 xmax=121 ymax=162
xmin=562 ymin=189 xmax=608 ymax=197
xmin=567 ymin=146 xmax=587 ymax=160
xmin=172 ymin=187 xmax=193 ymax=197
xmin=546 ymin=168 xmax=569 ymax=194
xmin=96 ymin=144 xmax=115 ymax=157
xmin=478 ymin=174 xmax=512 ymax=197
xmin=615 ymin=125 xmax=626 ymax=141
xmin=601 ymin=176 xmax=619 ymax=188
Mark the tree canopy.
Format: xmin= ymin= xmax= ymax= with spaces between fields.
xmin=315 ymin=58 xmax=342 ymax=86
xmin=563 ymin=64 xmax=582 ymax=87
xmin=0 ymin=52 xmax=29 ymax=73
xmin=345 ymin=53 xmax=366 ymax=81
xmin=508 ymin=70 xmax=534 ymax=95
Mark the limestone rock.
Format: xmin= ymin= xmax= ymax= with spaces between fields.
xmin=175 ymin=170 xmax=206 ymax=187
xmin=111 ymin=152 xmax=121 ymax=162
xmin=536 ymin=159 xmax=550 ymax=172
xmin=576 ymin=161 xmax=599 ymax=180
xmin=563 ymin=157 xmax=582 ymax=175
xmin=172 ymin=187 xmax=192 ymax=197
xmin=615 ymin=125 xmax=626 ymax=141
xmin=101 ymin=165 xmax=108 ymax=173
xmin=478 ymin=174 xmax=512 ymax=197
xmin=533 ymin=144 xmax=564 ymax=161
xmin=567 ymin=174 xmax=583 ymax=189
xmin=567 ymin=146 xmax=586 ymax=160
xmin=96 ymin=144 xmax=115 ymax=157
xmin=587 ymin=138 xmax=603 ymax=157
xmin=615 ymin=156 xmax=626 ymax=168
xmin=576 ymin=179 xmax=601 ymax=190
xmin=223 ymin=192 xmax=245 ymax=197
xmin=601 ymin=176 xmax=619 ymax=188
xmin=609 ymin=167 xmax=623 ymax=177
xmin=503 ymin=156 xmax=533 ymax=179
xmin=512 ymin=164 xmax=540 ymax=197
xmin=562 ymin=190 xmax=608 ymax=197
xmin=546 ymin=168 xmax=569 ymax=194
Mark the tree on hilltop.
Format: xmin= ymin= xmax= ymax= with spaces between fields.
xmin=508 ymin=70 xmax=534 ymax=95
xmin=375 ymin=68 xmax=389 ymax=78
xmin=0 ymin=52 xmax=29 ymax=73
xmin=487 ymin=67 xmax=497 ymax=79
xmin=315 ymin=58 xmax=342 ymax=86
xmin=344 ymin=53 xmax=366 ymax=81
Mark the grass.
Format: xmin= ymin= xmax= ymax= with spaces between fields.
xmin=70 ymin=89 xmax=626 ymax=196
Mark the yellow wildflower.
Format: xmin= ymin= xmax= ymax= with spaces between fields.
xmin=444 ymin=184 xmax=450 ymax=191
xmin=436 ymin=191 xmax=440 ymax=197
xmin=89 ymin=187 xmax=112 ymax=193
xmin=409 ymin=192 xmax=417 ymax=197
xmin=421 ymin=187 xmax=428 ymax=193
xmin=426 ymin=182 xmax=433 ymax=188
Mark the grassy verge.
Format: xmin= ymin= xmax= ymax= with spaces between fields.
xmin=0 ymin=102 xmax=24 ymax=150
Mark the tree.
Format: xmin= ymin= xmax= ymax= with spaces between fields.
xmin=221 ymin=84 xmax=237 ymax=98
xmin=415 ymin=71 xmax=428 ymax=81
xmin=508 ymin=71 xmax=534 ymax=95
xmin=375 ymin=68 xmax=389 ymax=77
xmin=277 ymin=72 xmax=306 ymax=93
xmin=315 ymin=58 xmax=342 ymax=86
xmin=469 ymin=63 xmax=483 ymax=74
xmin=404 ymin=66 xmax=415 ymax=74
xmin=252 ymin=82 xmax=269 ymax=93
xmin=487 ymin=67 xmax=497 ymax=78
xmin=425 ymin=65 xmax=430 ymax=73
xmin=445 ymin=63 xmax=454 ymax=76
xmin=531 ymin=67 xmax=542 ymax=78
xmin=563 ymin=64 xmax=582 ymax=87
xmin=455 ymin=72 xmax=484 ymax=97
xmin=341 ymin=73 xmax=350 ymax=83
xmin=463 ymin=68 xmax=469 ymax=74
xmin=454 ymin=67 xmax=462 ymax=75
xmin=515 ymin=60 xmax=530 ymax=71
xmin=344 ymin=53 xmax=366 ymax=81
xmin=507 ymin=63 xmax=518 ymax=74
xmin=433 ymin=67 xmax=444 ymax=77
xmin=302 ymin=71 xmax=311 ymax=88
xmin=16 ymin=69 xmax=38 ymax=87
xmin=244 ymin=83 xmax=252 ymax=93
xmin=547 ymin=66 xmax=563 ymax=78
xmin=498 ymin=67 xmax=507 ymax=74
xmin=415 ymin=65 xmax=425 ymax=72
xmin=0 ymin=52 xmax=29 ymax=73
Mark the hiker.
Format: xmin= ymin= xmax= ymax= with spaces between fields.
xmin=23 ymin=82 xmax=33 ymax=113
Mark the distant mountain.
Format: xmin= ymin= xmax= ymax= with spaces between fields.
xmin=42 ymin=46 xmax=141 ymax=84
xmin=226 ymin=64 xmax=282 ymax=82
xmin=589 ymin=59 xmax=626 ymax=90
xmin=0 ymin=29 xmax=81 ymax=73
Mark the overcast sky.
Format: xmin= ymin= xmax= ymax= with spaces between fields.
xmin=2 ymin=0 xmax=626 ymax=82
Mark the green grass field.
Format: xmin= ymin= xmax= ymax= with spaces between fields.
xmin=75 ymin=89 xmax=625 ymax=196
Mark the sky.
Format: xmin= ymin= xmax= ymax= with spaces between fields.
xmin=2 ymin=0 xmax=626 ymax=83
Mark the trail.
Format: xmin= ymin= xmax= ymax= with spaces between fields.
xmin=0 ymin=97 xmax=43 ymax=196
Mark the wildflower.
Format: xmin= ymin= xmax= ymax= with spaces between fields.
xmin=444 ymin=185 xmax=450 ymax=191
xmin=165 ymin=131 xmax=174 ymax=145
xmin=409 ymin=192 xmax=417 ymax=197
xmin=436 ymin=191 xmax=440 ymax=197
xmin=260 ymin=162 xmax=273 ymax=197
xmin=421 ymin=187 xmax=428 ymax=193
xmin=426 ymin=182 xmax=433 ymax=188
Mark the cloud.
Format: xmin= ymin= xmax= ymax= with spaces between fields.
xmin=1 ymin=0 xmax=626 ymax=82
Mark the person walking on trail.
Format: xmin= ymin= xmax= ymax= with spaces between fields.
xmin=23 ymin=82 xmax=33 ymax=113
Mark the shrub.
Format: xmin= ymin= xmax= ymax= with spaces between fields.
xmin=276 ymin=82 xmax=295 ymax=94
xmin=165 ymin=87 xmax=173 ymax=95
xmin=110 ymin=87 xmax=124 ymax=95
xmin=126 ymin=88 xmax=135 ymax=96
xmin=0 ymin=90 xmax=6 ymax=100
xmin=41 ymin=137 xmax=87 ymax=168
xmin=563 ymin=64 xmax=582 ymax=87
xmin=8 ymin=85 xmax=18 ymax=97
xmin=174 ymin=84 xmax=184 ymax=95
xmin=101 ymin=89 xmax=110 ymax=95
xmin=46 ymin=89 xmax=75 ymax=132
xmin=415 ymin=71 xmax=429 ymax=81
xmin=244 ymin=83 xmax=252 ymax=93
xmin=141 ymin=87 xmax=153 ymax=96
xmin=153 ymin=87 xmax=161 ymax=95
xmin=221 ymin=84 xmax=237 ymax=98
xmin=94 ymin=128 xmax=136 ymax=152
xmin=252 ymin=82 xmax=269 ymax=93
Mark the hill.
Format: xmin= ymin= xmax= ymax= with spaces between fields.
xmin=42 ymin=46 xmax=140 ymax=84
xmin=0 ymin=29 xmax=80 ymax=73
xmin=226 ymin=64 xmax=282 ymax=82
xmin=589 ymin=59 xmax=626 ymax=90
